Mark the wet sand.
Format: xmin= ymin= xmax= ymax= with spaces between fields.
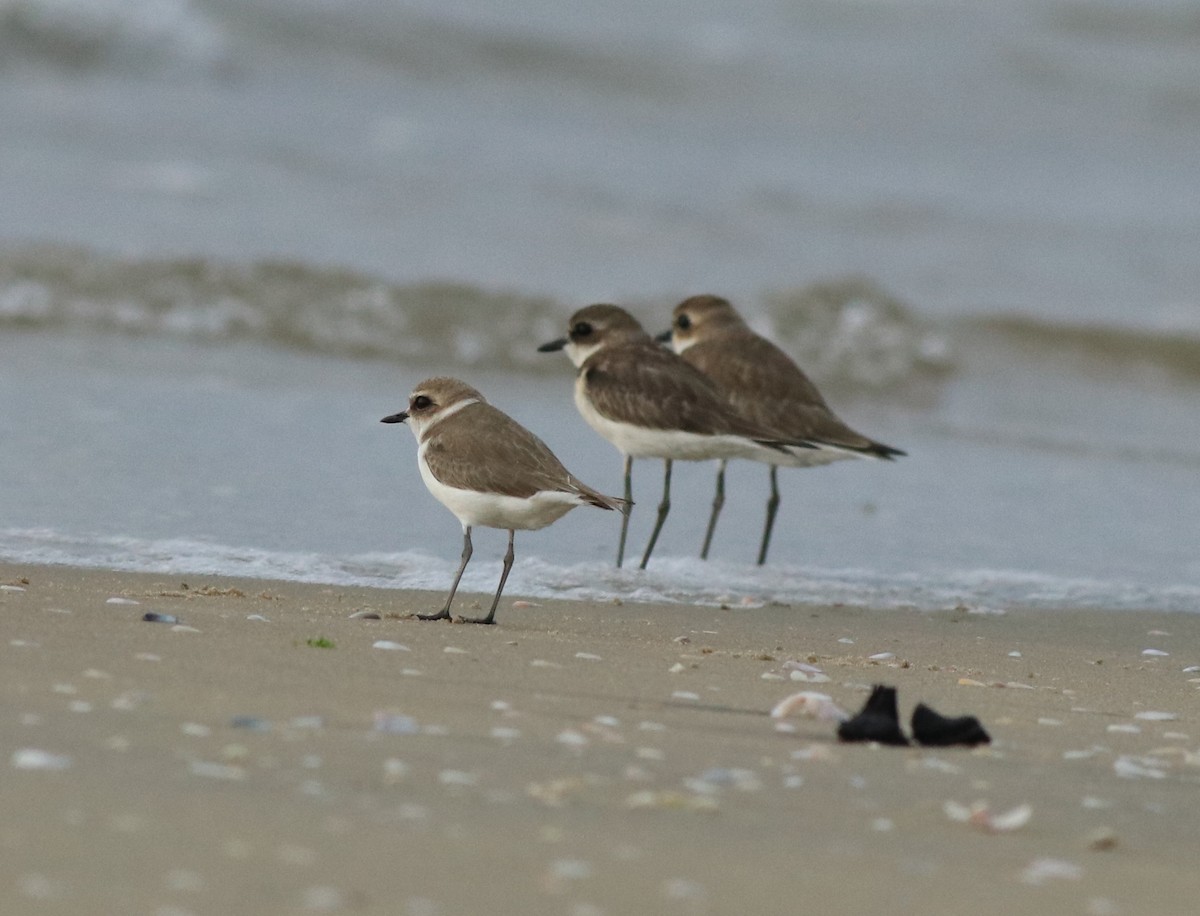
xmin=2 ymin=563 xmax=1198 ymax=915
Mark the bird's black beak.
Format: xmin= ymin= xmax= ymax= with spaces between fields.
xmin=380 ymin=411 xmax=408 ymax=424
xmin=654 ymin=329 xmax=672 ymax=343
xmin=537 ymin=337 xmax=568 ymax=353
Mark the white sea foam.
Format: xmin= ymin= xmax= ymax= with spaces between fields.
xmin=3 ymin=527 xmax=1198 ymax=613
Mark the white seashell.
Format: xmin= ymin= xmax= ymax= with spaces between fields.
xmin=769 ymin=691 xmax=849 ymax=723
xmin=668 ymin=663 xmax=686 ymax=674
xmin=574 ymin=652 xmax=602 ymax=660
xmin=1008 ymin=651 xmax=1022 ymax=658
xmin=530 ymin=659 xmax=561 ymax=668
xmin=943 ymin=800 xmax=973 ymax=822
xmin=556 ymin=730 xmax=588 ymax=747
xmin=868 ymin=652 xmax=895 ymax=661
xmin=783 ymin=661 xmax=824 ymax=674
xmin=443 ymin=646 xmax=469 ymax=654
xmin=990 ymin=804 xmax=1034 ymax=831
xmin=382 ymin=759 xmax=409 ymax=783
xmin=789 ymin=670 xmax=832 ymax=683
xmin=11 ymin=749 xmax=72 ymax=771
xmin=1141 ymin=649 xmax=1169 ymax=657
xmin=1181 ymin=665 xmax=1200 ymax=673
xmin=1020 ymin=857 xmax=1082 ymax=885
xmin=549 ymin=859 xmax=592 ymax=880
xmin=1106 ymin=723 xmax=1141 ymax=734
xmin=944 ymin=800 xmax=1031 ymax=832
xmin=917 ymin=757 xmax=962 ymax=776
xmin=671 ymin=691 xmax=700 ymax=701
xmin=1112 ymin=755 xmax=1166 ymax=779
xmin=837 ymin=637 xmax=854 ymax=645
xmin=1134 ymin=711 xmax=1177 ymax=721
xmin=189 ymin=761 xmax=245 ymax=780
xmin=105 ymin=597 xmax=139 ymax=605
xmin=372 ymin=640 xmax=410 ymax=651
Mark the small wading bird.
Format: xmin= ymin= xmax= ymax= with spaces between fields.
xmin=381 ymin=376 xmax=626 ymax=625
xmin=659 ymin=294 xmax=905 ymax=565
xmin=538 ymin=304 xmax=819 ymax=569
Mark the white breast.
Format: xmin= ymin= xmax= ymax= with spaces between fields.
xmin=417 ymin=442 xmax=583 ymax=531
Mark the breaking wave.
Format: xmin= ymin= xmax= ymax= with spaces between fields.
xmin=964 ymin=313 xmax=1200 ymax=385
xmin=3 ymin=245 xmax=1196 ymax=390
xmin=0 ymin=246 xmax=952 ymax=390
xmin=0 ymin=0 xmax=228 ymax=71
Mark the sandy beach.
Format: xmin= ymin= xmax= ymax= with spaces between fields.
xmin=2 ymin=562 xmax=1198 ymax=915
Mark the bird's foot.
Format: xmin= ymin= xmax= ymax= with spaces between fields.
xmin=416 ymin=609 xmax=452 ymax=622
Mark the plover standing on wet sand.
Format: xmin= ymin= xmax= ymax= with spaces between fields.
xmin=381 ymin=376 xmax=626 ymax=625
xmin=660 ymin=294 xmax=905 ymax=565
xmin=538 ymin=304 xmax=818 ymax=569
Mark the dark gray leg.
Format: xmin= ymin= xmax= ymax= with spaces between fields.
xmin=699 ymin=459 xmax=727 ymax=560
xmin=639 ymin=458 xmax=673 ymax=570
xmin=419 ymin=526 xmax=472 ymax=620
xmin=460 ymin=529 xmax=514 ymax=625
xmin=616 ymin=454 xmax=633 ymax=568
xmin=756 ymin=466 xmax=781 ymax=566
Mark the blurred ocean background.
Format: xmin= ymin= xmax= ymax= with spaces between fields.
xmin=1 ymin=0 xmax=1197 ymax=611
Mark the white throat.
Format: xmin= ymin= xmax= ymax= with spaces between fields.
xmin=564 ymin=339 xmax=602 ymax=368
xmin=411 ymin=397 xmax=479 ymax=443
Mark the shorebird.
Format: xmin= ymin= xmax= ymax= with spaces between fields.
xmin=381 ymin=376 xmax=625 ymax=624
xmin=538 ymin=304 xmax=817 ymax=569
xmin=660 ymin=294 xmax=905 ymax=565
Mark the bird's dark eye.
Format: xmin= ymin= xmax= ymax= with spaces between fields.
xmin=571 ymin=321 xmax=593 ymax=338
xmin=412 ymin=395 xmax=432 ymax=410
xmin=675 ymin=314 xmax=692 ymax=330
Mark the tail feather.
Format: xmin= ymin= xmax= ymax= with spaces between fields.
xmin=586 ymin=492 xmax=630 ymax=513
xmin=812 ymin=439 xmax=906 ymax=460
xmin=569 ymin=479 xmax=630 ymax=513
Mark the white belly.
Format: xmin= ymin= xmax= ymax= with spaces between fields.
xmin=574 ymin=377 xmax=770 ymax=461
xmin=754 ymin=445 xmax=860 ymax=469
xmin=418 ymin=452 xmax=581 ymax=531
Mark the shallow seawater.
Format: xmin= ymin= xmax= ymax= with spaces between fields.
xmin=1 ymin=329 xmax=1196 ymax=612
xmin=1 ymin=0 xmax=1197 ymax=611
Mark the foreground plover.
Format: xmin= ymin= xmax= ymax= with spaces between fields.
xmin=660 ymin=294 xmax=904 ymax=564
xmin=538 ymin=304 xmax=816 ymax=569
xmin=382 ymin=376 xmax=625 ymax=624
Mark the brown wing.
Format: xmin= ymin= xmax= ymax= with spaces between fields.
xmin=423 ymin=403 xmax=587 ymax=498
xmin=684 ymin=334 xmax=901 ymax=455
xmin=582 ymin=342 xmax=778 ymax=441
